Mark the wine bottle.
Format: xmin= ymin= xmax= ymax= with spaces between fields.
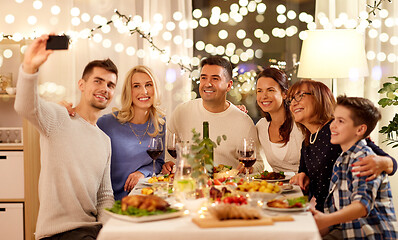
xmin=202 ymin=121 xmax=214 ymax=177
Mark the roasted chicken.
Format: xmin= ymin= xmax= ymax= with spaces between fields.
xmin=121 ymin=195 xmax=170 ymax=212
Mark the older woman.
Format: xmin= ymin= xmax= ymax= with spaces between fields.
xmin=256 ymin=67 xmax=303 ymax=173
xmin=97 ymin=65 xmax=165 ymax=200
xmin=288 ymin=79 xmax=396 ymax=211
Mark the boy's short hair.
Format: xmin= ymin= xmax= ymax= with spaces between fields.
xmin=82 ymin=58 xmax=118 ymax=80
xmin=336 ymin=95 xmax=381 ymax=138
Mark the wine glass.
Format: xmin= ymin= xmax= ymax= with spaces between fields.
xmin=237 ymin=138 xmax=256 ymax=181
xmin=167 ymin=132 xmax=178 ymax=160
xmin=147 ymin=137 xmax=164 ymax=177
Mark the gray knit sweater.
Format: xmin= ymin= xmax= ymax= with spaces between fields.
xmin=15 ymin=66 xmax=114 ymax=239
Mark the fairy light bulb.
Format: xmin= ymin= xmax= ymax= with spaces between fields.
xmin=153 ymin=13 xmax=163 ymax=22
xmin=199 ymin=18 xmax=209 ymax=27
xmin=51 ymin=5 xmax=61 ymax=15
xmin=287 ymin=10 xmax=296 ymax=20
xmin=165 ymin=22 xmax=175 ymax=31
xmin=126 ymin=47 xmax=135 ymax=56
xmin=243 ymin=38 xmax=252 ymax=47
xmin=173 ymin=11 xmax=182 ymax=21
xmin=218 ymin=30 xmax=228 ymax=39
xmin=195 ymin=41 xmax=205 ymax=51
xmin=277 ymin=15 xmax=287 ymax=24
xmin=192 ymin=9 xmax=202 ymax=19
xmin=102 ymin=39 xmax=111 ymax=48
xmin=162 ymin=32 xmax=172 ymax=41
xmin=71 ymin=7 xmax=80 ymax=17
xmin=276 ymin=5 xmax=286 ymax=14
xmin=236 ymin=29 xmax=246 ymax=39
xmin=81 ymin=13 xmax=90 ymax=22
xmin=3 ymin=49 xmax=13 ymax=59
xmin=93 ymin=33 xmax=102 ymax=43
xmin=179 ymin=20 xmax=188 ymax=30
xmin=257 ymin=3 xmax=266 ymax=14
xmin=377 ymin=52 xmax=386 ymax=62
xmin=27 ymin=16 xmax=37 ymax=25
xmin=220 ymin=13 xmax=229 ymax=22
xmin=33 ymin=0 xmax=42 ymax=10
xmin=5 ymin=14 xmax=15 ymax=24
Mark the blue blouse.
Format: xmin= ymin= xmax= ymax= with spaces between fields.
xmin=97 ymin=112 xmax=165 ymax=200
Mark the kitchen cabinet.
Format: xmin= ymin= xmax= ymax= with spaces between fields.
xmin=0 ymin=151 xmax=24 ymax=199
xmin=0 ymin=203 xmax=24 ymax=240
xmin=1 ymin=94 xmax=40 ymax=240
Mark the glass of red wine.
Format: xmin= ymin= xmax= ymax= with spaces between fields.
xmin=237 ymin=138 xmax=256 ymax=182
xmin=147 ymin=137 xmax=164 ymax=177
xmin=167 ymin=132 xmax=178 ymax=160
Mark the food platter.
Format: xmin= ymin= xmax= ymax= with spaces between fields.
xmin=104 ymin=208 xmax=184 ymax=223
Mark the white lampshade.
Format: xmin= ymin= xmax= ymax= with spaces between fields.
xmin=297 ymin=29 xmax=369 ymax=79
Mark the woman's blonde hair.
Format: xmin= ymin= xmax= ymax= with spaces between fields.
xmin=112 ymin=65 xmax=165 ymax=137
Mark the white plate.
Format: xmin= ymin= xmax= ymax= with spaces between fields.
xmin=104 ymin=208 xmax=184 ymax=222
xmin=263 ymin=204 xmax=309 ymax=212
xmin=141 ymin=177 xmax=173 ymax=186
xmin=253 ymin=172 xmax=295 ymax=182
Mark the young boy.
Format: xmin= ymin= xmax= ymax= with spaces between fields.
xmin=311 ymin=95 xmax=397 ymax=239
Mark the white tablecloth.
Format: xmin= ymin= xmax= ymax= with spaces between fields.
xmin=98 ymin=211 xmax=321 ymax=240
xmin=98 ymin=182 xmax=321 ymax=240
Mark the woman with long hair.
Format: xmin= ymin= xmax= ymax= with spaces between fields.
xmin=256 ymin=67 xmax=303 ymax=172
xmin=97 ymin=65 xmax=165 ymax=200
xmin=288 ymin=79 xmax=396 ymax=211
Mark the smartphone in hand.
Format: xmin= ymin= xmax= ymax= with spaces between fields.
xmin=46 ymin=35 xmax=69 ymax=50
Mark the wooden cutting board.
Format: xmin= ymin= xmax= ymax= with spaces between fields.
xmin=192 ymin=215 xmax=293 ymax=228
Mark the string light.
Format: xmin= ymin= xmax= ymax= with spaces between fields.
xmin=1 ymin=0 xmax=395 ymax=87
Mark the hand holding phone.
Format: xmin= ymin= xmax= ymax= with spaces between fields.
xmin=46 ymin=35 xmax=69 ymax=50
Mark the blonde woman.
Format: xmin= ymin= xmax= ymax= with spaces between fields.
xmin=97 ymin=65 xmax=165 ymax=200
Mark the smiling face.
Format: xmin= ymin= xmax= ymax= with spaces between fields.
xmin=130 ymin=72 xmax=154 ymax=111
xmin=330 ymin=105 xmax=365 ymax=152
xmin=256 ymin=77 xmax=286 ymax=114
xmin=79 ymin=67 xmax=117 ymax=110
xmin=199 ymin=64 xmax=232 ymax=107
xmin=289 ymin=84 xmax=315 ymax=126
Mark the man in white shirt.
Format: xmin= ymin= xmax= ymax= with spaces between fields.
xmin=15 ymin=35 xmax=116 ymax=239
xmin=162 ymin=56 xmax=263 ymax=174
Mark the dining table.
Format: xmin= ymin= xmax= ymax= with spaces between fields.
xmin=97 ymin=178 xmax=322 ymax=240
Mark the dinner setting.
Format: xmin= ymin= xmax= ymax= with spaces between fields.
xmin=1 ymin=1 xmax=398 ymax=240
xmin=98 ymin=138 xmax=320 ymax=240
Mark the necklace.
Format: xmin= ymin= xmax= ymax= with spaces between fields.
xmin=128 ymin=121 xmax=150 ymax=144
xmin=309 ymin=126 xmax=321 ymax=144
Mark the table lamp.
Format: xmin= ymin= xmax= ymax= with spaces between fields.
xmin=297 ymin=29 xmax=369 ymax=96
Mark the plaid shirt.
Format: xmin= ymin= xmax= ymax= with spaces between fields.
xmin=325 ymin=139 xmax=397 ymax=240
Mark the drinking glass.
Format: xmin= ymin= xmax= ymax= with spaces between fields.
xmin=147 ymin=137 xmax=163 ymax=177
xmin=237 ymin=138 xmax=256 ymax=181
xmin=167 ymin=132 xmax=178 ymax=160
